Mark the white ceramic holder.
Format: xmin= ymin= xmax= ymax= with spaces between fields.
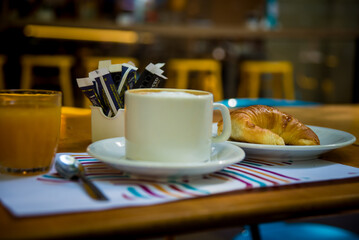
xmin=91 ymin=106 xmax=124 ymax=142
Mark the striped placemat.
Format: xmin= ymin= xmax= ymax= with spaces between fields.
xmin=1 ymin=153 xmax=359 ymax=217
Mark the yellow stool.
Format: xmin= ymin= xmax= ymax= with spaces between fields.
xmin=20 ymin=55 xmax=75 ymax=106
xmin=0 ymin=55 xmax=6 ymax=89
xmin=167 ymin=59 xmax=224 ymax=101
xmin=83 ymin=57 xmax=139 ymax=73
xmin=238 ymin=61 xmax=295 ymax=100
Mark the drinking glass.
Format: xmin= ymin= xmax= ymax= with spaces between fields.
xmin=0 ymin=90 xmax=62 ymax=175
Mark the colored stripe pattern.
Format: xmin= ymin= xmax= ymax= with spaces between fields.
xmin=38 ymin=154 xmax=303 ymax=202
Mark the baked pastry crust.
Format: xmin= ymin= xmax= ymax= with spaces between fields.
xmin=217 ymin=105 xmax=320 ymax=145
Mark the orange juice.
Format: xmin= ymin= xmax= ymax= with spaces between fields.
xmin=0 ymin=90 xmax=61 ymax=175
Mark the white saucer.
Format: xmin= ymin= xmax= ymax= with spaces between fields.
xmin=212 ymin=124 xmax=356 ymax=161
xmin=87 ymin=137 xmax=245 ymax=177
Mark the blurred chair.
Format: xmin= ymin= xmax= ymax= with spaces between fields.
xmin=235 ymin=221 xmax=359 ymax=240
xmin=83 ymin=56 xmax=139 ymax=73
xmin=0 ymin=55 xmax=6 ymax=89
xmin=20 ymin=55 xmax=75 ymax=106
xmin=167 ymin=59 xmax=224 ymax=101
xmin=238 ymin=61 xmax=295 ymax=100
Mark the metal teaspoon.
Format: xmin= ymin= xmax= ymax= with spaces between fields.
xmin=55 ymin=155 xmax=108 ymax=201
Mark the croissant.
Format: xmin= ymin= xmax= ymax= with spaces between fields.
xmin=217 ymin=105 xmax=320 ymax=145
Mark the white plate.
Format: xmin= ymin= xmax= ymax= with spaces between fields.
xmin=87 ymin=137 xmax=245 ymax=177
xmin=212 ymin=124 xmax=356 ymax=161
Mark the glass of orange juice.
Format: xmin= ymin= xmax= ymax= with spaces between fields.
xmin=0 ymin=90 xmax=62 ymax=175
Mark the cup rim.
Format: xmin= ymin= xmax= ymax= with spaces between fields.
xmin=0 ymin=89 xmax=62 ymax=95
xmin=126 ymin=88 xmax=212 ymax=97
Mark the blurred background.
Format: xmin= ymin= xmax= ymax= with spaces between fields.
xmin=0 ymin=0 xmax=358 ymax=107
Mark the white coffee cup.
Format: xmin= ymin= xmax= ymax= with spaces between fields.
xmin=125 ymin=88 xmax=231 ymax=163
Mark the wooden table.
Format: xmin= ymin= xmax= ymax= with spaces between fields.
xmin=1 ymin=105 xmax=359 ymax=239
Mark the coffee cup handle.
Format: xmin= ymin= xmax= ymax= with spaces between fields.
xmin=212 ymin=103 xmax=231 ymax=143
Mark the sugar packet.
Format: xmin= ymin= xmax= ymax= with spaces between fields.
xmin=89 ymin=68 xmax=122 ymax=116
xmin=134 ymin=63 xmax=167 ymax=88
xmin=76 ymin=77 xmax=111 ymax=116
